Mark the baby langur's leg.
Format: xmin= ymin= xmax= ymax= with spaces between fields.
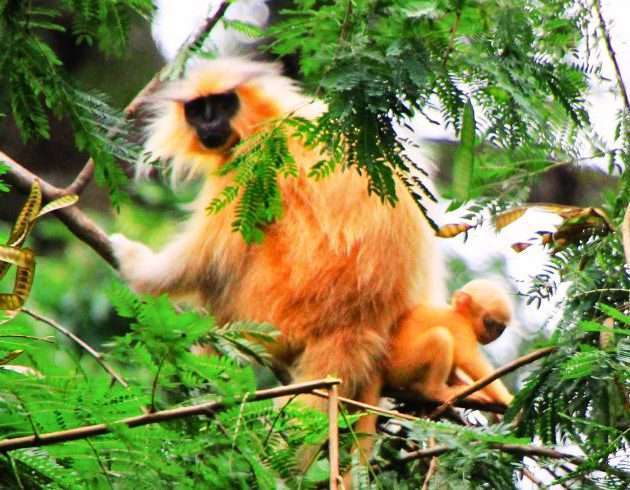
xmin=405 ymin=327 xmax=487 ymax=403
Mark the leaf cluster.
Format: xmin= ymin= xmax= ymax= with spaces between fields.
xmin=268 ymin=0 xmax=591 ymax=207
xmin=208 ymin=124 xmax=298 ymax=244
xmin=0 ymin=0 xmax=152 ymax=206
xmin=0 ymin=285 xmax=336 ymax=489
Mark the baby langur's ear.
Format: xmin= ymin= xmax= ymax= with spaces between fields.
xmin=452 ymin=290 xmax=472 ymax=314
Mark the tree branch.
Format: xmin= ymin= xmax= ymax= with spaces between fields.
xmin=64 ymin=1 xmax=231 ymax=196
xmin=0 ymin=150 xmax=117 ymax=268
xmin=377 ymin=441 xmax=586 ymax=472
xmin=385 ymin=388 xmax=507 ymax=414
xmin=311 ymin=385 xmax=508 ymax=426
xmin=2 ymin=2 xmax=233 ymax=267
xmin=593 ymin=0 xmax=630 ymax=114
xmin=420 ymin=437 xmax=438 ymax=490
xmin=622 ymin=204 xmax=630 ymax=266
xmin=0 ymin=378 xmax=340 ymax=452
xmin=430 ymin=347 xmax=556 ymax=419
xmin=21 ymin=307 xmax=128 ymax=388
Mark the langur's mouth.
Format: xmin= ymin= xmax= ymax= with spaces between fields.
xmin=198 ymin=129 xmax=232 ymax=149
xmin=198 ymin=130 xmax=240 ymax=151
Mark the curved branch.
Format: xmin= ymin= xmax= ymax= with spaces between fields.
xmin=0 ymin=378 xmax=341 ymax=452
xmin=0 ymin=151 xmax=116 ymax=268
xmin=22 ymin=308 xmax=127 ymax=388
xmin=430 ymin=347 xmax=556 ymax=419
xmin=2 ymin=6 xmax=236 ymax=267
xmin=64 ymin=1 xmax=231 ymax=196
xmin=593 ymin=0 xmax=630 ymax=114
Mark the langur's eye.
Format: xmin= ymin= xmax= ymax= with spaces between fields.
xmin=483 ymin=315 xmax=506 ymax=336
xmin=213 ymin=92 xmax=239 ymax=113
xmin=184 ymin=93 xmax=239 ymax=124
xmin=184 ymin=97 xmax=209 ymax=121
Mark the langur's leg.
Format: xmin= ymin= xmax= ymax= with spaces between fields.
xmin=290 ymin=327 xmax=387 ymax=472
xmin=402 ymin=326 xmax=461 ymax=402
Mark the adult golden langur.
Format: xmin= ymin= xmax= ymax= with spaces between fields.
xmin=111 ymin=57 xmax=445 ymax=419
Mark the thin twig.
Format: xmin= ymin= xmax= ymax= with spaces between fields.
xmin=376 ymin=442 xmax=586 ymax=473
xmin=421 ymin=437 xmax=438 ymax=490
xmin=0 ymin=378 xmax=341 ymax=452
xmin=328 ymin=384 xmax=340 ymax=490
xmin=571 ymin=288 xmax=630 ymax=300
xmin=262 ymin=394 xmax=298 ymax=448
xmin=21 ymin=307 xmax=128 ymax=388
xmin=593 ymin=0 xmax=630 ymax=113
xmin=150 ymin=357 xmax=166 ymax=412
xmin=311 ymin=389 xmax=422 ymax=423
xmin=64 ymin=1 xmax=230 ymax=196
xmin=7 ymin=454 xmax=25 ymax=490
xmin=442 ymin=4 xmax=463 ymax=67
xmin=430 ymin=347 xmax=556 ymax=419
xmin=522 ymin=466 xmax=547 ymax=488
xmin=622 ymin=204 xmax=630 ymax=266
xmin=0 ymin=334 xmax=54 ymax=343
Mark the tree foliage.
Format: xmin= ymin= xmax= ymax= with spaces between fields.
xmin=0 ymin=0 xmax=628 ymax=488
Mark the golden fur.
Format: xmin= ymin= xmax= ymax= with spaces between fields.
xmin=111 ymin=57 xmax=445 ymax=400
xmin=386 ymin=279 xmax=514 ymax=404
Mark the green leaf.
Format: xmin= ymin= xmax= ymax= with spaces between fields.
xmin=579 ymin=320 xmax=630 ymax=336
xmin=597 ymin=303 xmax=630 ymax=325
xmin=452 ymin=99 xmax=476 ymax=201
xmin=222 ymin=19 xmax=265 ymax=38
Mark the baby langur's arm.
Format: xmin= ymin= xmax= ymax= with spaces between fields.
xmin=452 ymin=280 xmax=515 ymax=405
xmin=110 ymin=232 xmax=198 ymax=297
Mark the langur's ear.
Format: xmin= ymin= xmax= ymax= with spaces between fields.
xmin=453 ymin=291 xmax=472 ymax=314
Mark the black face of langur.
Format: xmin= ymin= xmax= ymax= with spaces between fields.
xmin=480 ymin=315 xmax=507 ymax=344
xmin=184 ymin=92 xmax=240 ymax=149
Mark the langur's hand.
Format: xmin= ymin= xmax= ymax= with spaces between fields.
xmin=110 ymin=233 xmax=155 ymax=289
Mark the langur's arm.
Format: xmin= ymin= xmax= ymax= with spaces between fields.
xmin=110 ymin=229 xmax=201 ymax=297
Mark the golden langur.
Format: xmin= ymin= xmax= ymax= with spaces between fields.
xmin=385 ymin=279 xmax=514 ymax=406
xmin=110 ymin=58 xmax=445 ymax=413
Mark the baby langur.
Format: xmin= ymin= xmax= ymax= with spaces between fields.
xmin=385 ymin=279 xmax=514 ymax=406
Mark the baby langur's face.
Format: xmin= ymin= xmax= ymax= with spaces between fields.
xmin=458 ymin=280 xmax=513 ymax=345
xmin=479 ymin=314 xmax=508 ymax=344
xmin=474 ymin=296 xmax=512 ymax=344
xmin=183 ymin=92 xmax=240 ymax=149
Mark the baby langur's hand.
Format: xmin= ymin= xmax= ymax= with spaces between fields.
xmin=110 ymin=233 xmax=155 ymax=290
